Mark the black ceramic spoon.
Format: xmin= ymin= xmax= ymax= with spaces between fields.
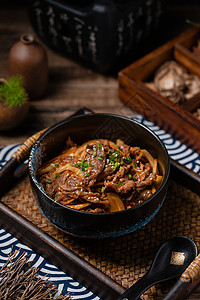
xmin=118 ymin=236 xmax=198 ymax=300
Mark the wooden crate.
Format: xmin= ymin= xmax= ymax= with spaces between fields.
xmin=118 ymin=27 xmax=200 ymax=155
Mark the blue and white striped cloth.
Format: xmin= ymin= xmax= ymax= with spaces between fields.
xmin=133 ymin=115 xmax=200 ymax=174
xmin=0 ymin=228 xmax=100 ymax=299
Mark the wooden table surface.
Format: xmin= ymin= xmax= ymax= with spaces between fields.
xmin=1 ymin=0 xmax=200 ymax=148
xmin=0 ymin=1 xmax=200 ymax=299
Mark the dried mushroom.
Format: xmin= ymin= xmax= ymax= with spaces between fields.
xmin=146 ymin=60 xmax=200 ymax=105
xmin=184 ymin=75 xmax=200 ymax=100
xmin=154 ymin=61 xmax=186 ymax=104
xmin=193 ymin=108 xmax=200 ymax=120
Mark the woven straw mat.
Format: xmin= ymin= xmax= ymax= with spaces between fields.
xmin=1 ymin=176 xmax=200 ymax=300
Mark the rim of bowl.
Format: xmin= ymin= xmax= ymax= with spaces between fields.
xmin=29 ymin=113 xmax=170 ymax=216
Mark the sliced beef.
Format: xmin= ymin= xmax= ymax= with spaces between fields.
xmin=84 ymin=142 xmax=107 ymax=185
xmin=38 ymin=138 xmax=160 ymax=213
xmin=136 ymin=173 xmax=156 ymax=188
xmin=80 ymin=190 xmax=109 ymax=205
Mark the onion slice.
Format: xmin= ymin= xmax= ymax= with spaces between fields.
xmin=53 ymin=164 xmax=85 ymax=179
xmin=107 ymin=192 xmax=125 ymax=212
xmin=67 ymin=203 xmax=91 ymax=210
xmin=38 ymin=149 xmax=77 ymax=175
xmin=141 ymin=149 xmax=154 ymax=168
xmin=153 ymin=158 xmax=159 ymax=175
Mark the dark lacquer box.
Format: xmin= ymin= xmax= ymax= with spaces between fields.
xmin=28 ymin=0 xmax=163 ymax=73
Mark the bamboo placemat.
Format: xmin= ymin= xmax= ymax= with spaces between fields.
xmin=1 ymin=176 xmax=200 ymax=299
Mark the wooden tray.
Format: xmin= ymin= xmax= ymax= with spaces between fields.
xmin=0 ymin=110 xmax=200 ymax=300
xmin=1 ymin=174 xmax=200 ymax=300
xmin=118 ymin=26 xmax=200 ymax=196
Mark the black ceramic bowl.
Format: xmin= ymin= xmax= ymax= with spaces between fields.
xmin=29 ymin=113 xmax=170 ymax=238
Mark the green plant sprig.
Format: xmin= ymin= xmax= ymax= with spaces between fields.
xmin=0 ymin=75 xmax=28 ymax=107
xmin=186 ymin=19 xmax=200 ymax=28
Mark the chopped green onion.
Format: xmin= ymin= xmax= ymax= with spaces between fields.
xmin=46 ymin=180 xmax=52 ymax=184
xmin=74 ymin=160 xmax=93 ymax=170
xmin=111 ymin=161 xmax=120 ymax=171
xmin=100 ymin=186 xmax=105 ymax=193
xmin=125 ymin=156 xmax=132 ymax=164
xmin=50 ymin=163 xmax=59 ymax=167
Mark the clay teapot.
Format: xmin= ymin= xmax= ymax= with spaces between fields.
xmin=9 ymin=34 xmax=48 ymax=100
xmin=0 ymin=77 xmax=29 ymax=131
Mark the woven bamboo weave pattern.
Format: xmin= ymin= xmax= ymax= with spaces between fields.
xmin=12 ymin=128 xmax=47 ymax=163
xmin=1 ymin=177 xmax=200 ymax=300
xmin=180 ymin=255 xmax=200 ymax=283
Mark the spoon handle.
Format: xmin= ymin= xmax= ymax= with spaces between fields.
xmin=117 ymin=273 xmax=155 ymax=300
